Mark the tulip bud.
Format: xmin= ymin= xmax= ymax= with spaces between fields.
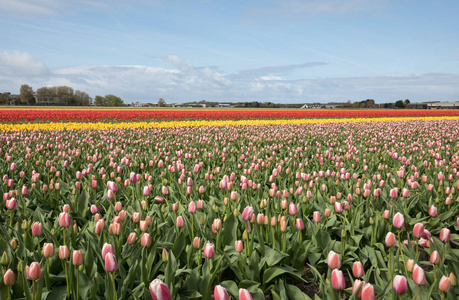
xmin=214 ymin=285 xmax=230 ymax=300
xmin=72 ymin=250 xmax=84 ymax=266
xmin=1 ymin=251 xmax=10 ymax=266
xmin=10 ymin=239 xmax=17 ymax=250
xmin=127 ymin=232 xmax=137 ymax=245
xmin=331 ymin=269 xmax=345 ymax=290
xmin=193 ymin=237 xmax=201 ymax=249
xmin=353 ymin=261 xmax=364 ymax=278
xmin=162 ymin=248 xmax=169 ymax=262
xmin=385 ymin=232 xmax=396 ymax=247
xmin=3 ymin=269 xmax=15 ymax=286
xmin=43 ymin=243 xmax=55 ymax=258
xmin=26 ymin=262 xmax=42 ymax=281
xmin=412 ymin=264 xmax=426 ymax=285
xmin=327 ymin=251 xmax=341 ymax=269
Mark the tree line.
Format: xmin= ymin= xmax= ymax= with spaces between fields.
xmin=0 ymin=84 xmax=125 ymax=106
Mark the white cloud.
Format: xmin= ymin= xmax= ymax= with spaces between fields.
xmin=1 ymin=52 xmax=458 ymax=103
xmin=0 ymin=50 xmax=49 ymax=76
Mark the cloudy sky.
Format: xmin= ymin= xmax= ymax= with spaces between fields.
xmin=1 ymin=0 xmax=458 ymax=103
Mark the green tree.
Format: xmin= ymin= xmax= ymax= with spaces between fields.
xmin=104 ymin=94 xmax=124 ymax=106
xmin=94 ymin=95 xmax=106 ymax=106
xmin=158 ymin=98 xmax=166 ymax=107
xmin=74 ymin=90 xmax=92 ymax=106
xmin=20 ymin=84 xmax=34 ymax=105
xmin=395 ymin=100 xmax=405 ymax=108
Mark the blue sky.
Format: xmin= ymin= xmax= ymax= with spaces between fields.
xmin=1 ymin=0 xmax=458 ymax=103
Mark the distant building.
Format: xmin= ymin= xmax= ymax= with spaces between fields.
xmin=406 ymin=103 xmax=428 ymax=109
xmin=427 ymin=102 xmax=459 ymax=109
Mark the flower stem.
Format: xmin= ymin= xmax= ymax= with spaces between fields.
xmin=76 ymin=268 xmax=80 ymax=300
xmin=111 ymin=272 xmax=117 ymax=300
xmin=64 ymin=261 xmax=70 ymax=299
xmin=33 ymin=280 xmax=36 ymax=300
xmin=397 ymin=231 xmax=407 ymax=275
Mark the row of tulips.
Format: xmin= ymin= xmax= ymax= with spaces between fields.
xmin=0 ymin=119 xmax=458 ymax=299
xmin=3 ymin=108 xmax=459 ymax=123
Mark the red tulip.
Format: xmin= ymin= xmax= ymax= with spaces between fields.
xmin=331 ymin=269 xmax=345 ymax=290
xmin=412 ymin=264 xmax=426 ymax=286
xmin=104 ymin=252 xmax=118 ymax=272
xmin=149 ymin=278 xmax=171 ymax=300
xmin=239 ymin=288 xmax=254 ymax=300
xmin=392 ymin=275 xmax=408 ymax=294
xmin=214 ymin=285 xmax=229 ymax=300
xmin=26 ymin=262 xmax=42 ymax=281
xmin=327 ymin=250 xmax=341 ymax=269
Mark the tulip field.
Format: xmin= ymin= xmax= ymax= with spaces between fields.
xmin=0 ymin=108 xmax=459 ymax=300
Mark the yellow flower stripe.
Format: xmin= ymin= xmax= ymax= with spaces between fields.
xmin=1 ymin=116 xmax=458 ymax=132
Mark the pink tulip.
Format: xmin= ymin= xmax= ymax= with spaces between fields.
xmin=438 ymin=276 xmax=451 ymax=293
xmin=3 ymin=269 xmax=15 ymax=286
xmin=43 ymin=243 xmax=54 ymax=258
xmin=176 ymin=216 xmax=185 ymax=228
xmin=239 ymin=288 xmax=254 ymax=300
xmin=59 ymin=212 xmax=71 ymax=227
xmin=203 ymin=243 xmax=215 ymax=259
xmin=361 ymin=283 xmax=375 ymax=300
xmin=149 ymin=279 xmax=171 ymax=300
xmin=141 ymin=233 xmax=152 ymax=247
xmin=214 ymin=285 xmax=229 ymax=300
xmin=296 ymin=218 xmax=305 ymax=230
xmin=385 ymin=232 xmax=396 ymax=247
xmin=288 ymin=202 xmax=297 ymax=215
xmin=439 ymin=228 xmax=450 ymax=242
xmin=161 ymin=186 xmax=169 ymax=195
xmin=31 ymin=222 xmax=43 ymax=236
xmin=327 ymin=250 xmax=341 ymax=269
xmin=412 ymin=223 xmax=424 ymax=238
xmin=102 ymin=243 xmax=115 ymax=261
xmin=188 ymin=201 xmax=196 ymax=213
xmin=392 ymin=212 xmax=405 ymax=229
xmin=107 ymin=181 xmax=118 ymax=192
xmin=59 ymin=245 xmax=70 ymax=260
xmin=5 ymin=198 xmax=17 ymax=210
xmin=412 ymin=264 xmax=426 ymax=286
xmin=331 ymin=269 xmax=345 ymax=290
xmin=429 ymin=205 xmax=437 ymax=217
xmin=104 ymin=252 xmax=118 ymax=272
xmin=352 ymin=279 xmax=364 ymax=298
xmin=313 ymin=211 xmax=321 ymax=223
xmin=430 ymin=250 xmax=440 ymax=265
xmin=26 ymin=262 xmax=42 ymax=281
xmin=392 ymin=275 xmax=408 ymax=294
xmin=241 ymin=206 xmax=254 ymax=221
xmin=235 ymin=240 xmax=244 ymax=253
xmin=127 ymin=232 xmax=137 ymax=245
xmin=353 ymin=261 xmax=364 ymax=278
xmin=334 ymin=202 xmax=343 ymax=213
xmin=72 ymin=250 xmax=84 ymax=266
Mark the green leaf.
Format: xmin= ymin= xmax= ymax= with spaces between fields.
xmin=221 ymin=214 xmax=237 ymax=247
xmin=263 ymin=266 xmax=307 ymax=285
xmin=286 ymin=283 xmax=312 ymax=300
xmin=316 ymin=230 xmax=331 ymax=250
